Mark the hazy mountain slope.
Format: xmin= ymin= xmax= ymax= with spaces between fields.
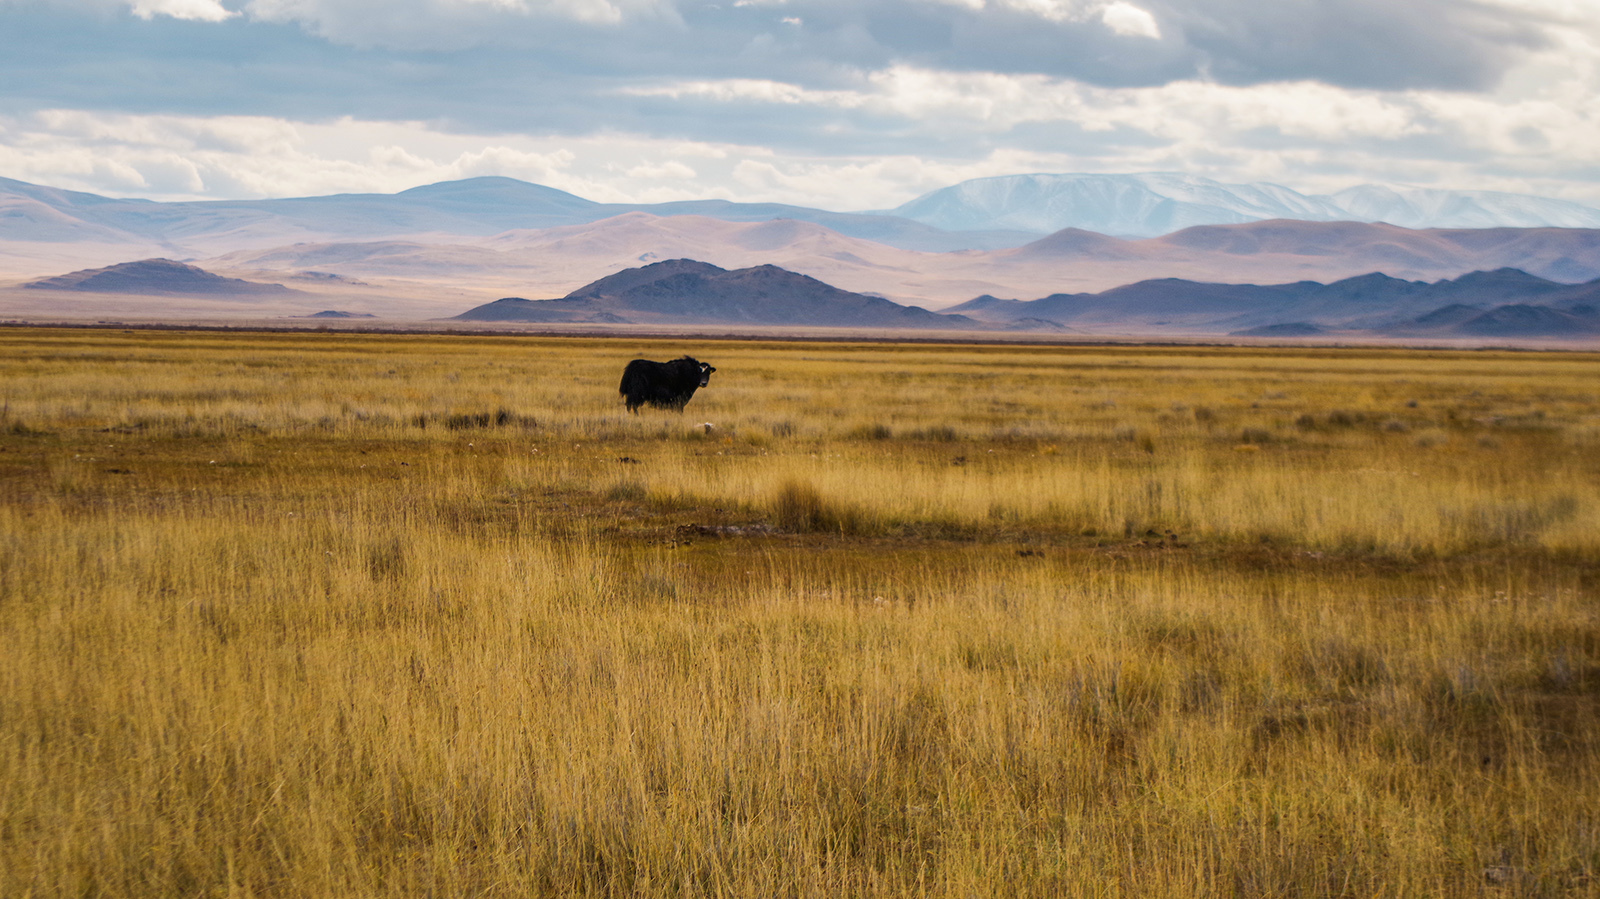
xmin=1385 ymin=300 xmax=1600 ymax=338
xmin=208 ymin=240 xmax=522 ymax=279
xmin=0 ymin=192 xmax=152 ymax=244
xmin=215 ymin=213 xmax=979 ymax=305
xmin=617 ymin=199 xmax=1033 ymax=251
xmin=0 ymin=176 xmax=600 ymax=249
xmin=889 ymin=173 xmax=1346 ymax=236
xmin=1009 ymin=220 xmax=1600 ymax=285
xmin=11 ymin=173 xmax=1600 ymax=277
xmin=1331 ymin=186 xmax=1600 ymax=230
xmin=0 ymin=176 xmax=1024 ymax=259
xmin=1445 ymin=304 xmax=1600 ymax=336
xmin=25 ymin=258 xmax=296 ymax=296
xmin=889 ymin=174 xmax=1600 ymax=238
xmin=485 ymin=213 xmax=931 ymax=278
xmin=948 ymin=279 xmax=1315 ymax=331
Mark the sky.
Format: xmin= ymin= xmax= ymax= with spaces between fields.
xmin=1 ymin=0 xmax=1597 ymax=210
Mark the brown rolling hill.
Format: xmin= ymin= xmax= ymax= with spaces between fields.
xmin=25 ymin=258 xmax=298 ymax=297
xmin=1005 ymin=220 xmax=1600 ymax=284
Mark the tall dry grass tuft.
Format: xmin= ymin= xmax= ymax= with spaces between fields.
xmin=771 ymin=478 xmax=863 ymax=534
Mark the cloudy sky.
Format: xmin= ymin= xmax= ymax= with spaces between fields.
xmin=1 ymin=0 xmax=1597 ymax=209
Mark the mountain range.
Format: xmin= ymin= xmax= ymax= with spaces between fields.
xmin=174 ymin=215 xmax=1600 ymax=313
xmin=453 ymin=258 xmax=1599 ymax=338
xmin=946 ymin=267 xmax=1600 ymax=337
xmin=0 ymin=175 xmax=1023 ymax=260
xmin=4 ymin=173 xmax=1600 ymax=341
xmin=6 ymin=173 xmax=1600 ymax=263
xmin=13 ymin=252 xmax=1599 ymax=338
xmin=454 ymin=260 xmax=1600 ymax=337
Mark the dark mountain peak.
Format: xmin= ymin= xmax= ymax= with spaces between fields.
xmin=722 ymin=263 xmax=839 ymax=293
xmin=450 ymin=296 xmax=597 ymax=323
xmin=1411 ymin=303 xmax=1486 ymax=326
xmin=721 ymin=262 xmax=810 ymax=284
xmin=566 ymin=258 xmax=728 ymax=299
xmin=1438 ymin=267 xmax=1556 ymax=289
xmin=1230 ymin=322 xmax=1326 ymax=337
xmin=1120 ymin=277 xmax=1213 ymax=289
xmin=1330 ymin=272 xmax=1414 ymax=288
xmin=1458 ymin=304 xmax=1598 ymax=336
xmin=953 ymin=294 xmax=1019 ymax=308
xmin=1392 ymin=297 xmax=1600 ymax=337
xmin=1319 ymin=271 xmax=1429 ymax=301
xmin=25 ymin=258 xmax=295 ymax=296
xmin=742 ymin=262 xmax=801 ymax=277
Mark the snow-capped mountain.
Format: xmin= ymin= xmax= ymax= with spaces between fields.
xmin=886 ymin=174 xmax=1600 ymax=237
xmin=1327 ymin=185 xmax=1600 ymax=230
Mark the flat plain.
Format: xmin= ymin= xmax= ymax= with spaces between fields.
xmin=1 ymin=326 xmax=1597 ymax=897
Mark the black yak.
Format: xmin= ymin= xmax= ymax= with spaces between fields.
xmin=619 ymin=356 xmax=715 ymax=412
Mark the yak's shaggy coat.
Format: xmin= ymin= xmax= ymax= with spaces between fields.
xmin=619 ymin=357 xmax=715 ymax=412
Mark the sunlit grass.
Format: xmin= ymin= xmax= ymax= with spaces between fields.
xmin=1 ymin=327 xmax=1597 ymax=896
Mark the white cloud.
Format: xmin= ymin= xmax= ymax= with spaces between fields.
xmin=240 ymin=0 xmax=673 ymax=46
xmin=0 ymin=112 xmax=741 ymax=204
xmin=621 ymin=79 xmax=865 ymax=107
xmin=626 ymin=68 xmax=1421 ymax=140
xmin=603 ymin=63 xmax=1600 ymax=205
xmin=1100 ymin=1 xmax=1158 ymax=39
xmin=4 ymin=0 xmax=1600 ymax=215
xmin=130 ymin=0 xmax=235 ymax=21
xmin=1094 ymin=80 xmax=1422 ymax=142
xmin=8 ymin=102 xmax=1598 ymax=212
xmin=625 ymin=159 xmax=697 ymax=180
xmin=996 ymin=0 xmax=1082 ymax=23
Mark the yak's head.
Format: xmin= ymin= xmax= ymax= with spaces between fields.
xmin=697 ymin=361 xmax=715 ymax=387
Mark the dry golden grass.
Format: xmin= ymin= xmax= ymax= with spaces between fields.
xmin=1 ymin=327 xmax=1597 ymax=897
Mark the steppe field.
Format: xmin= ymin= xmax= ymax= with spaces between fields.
xmin=3 ymin=326 xmax=1599 ymax=898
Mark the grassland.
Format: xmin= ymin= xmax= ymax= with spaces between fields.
xmin=1 ymin=326 xmax=1597 ymax=897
